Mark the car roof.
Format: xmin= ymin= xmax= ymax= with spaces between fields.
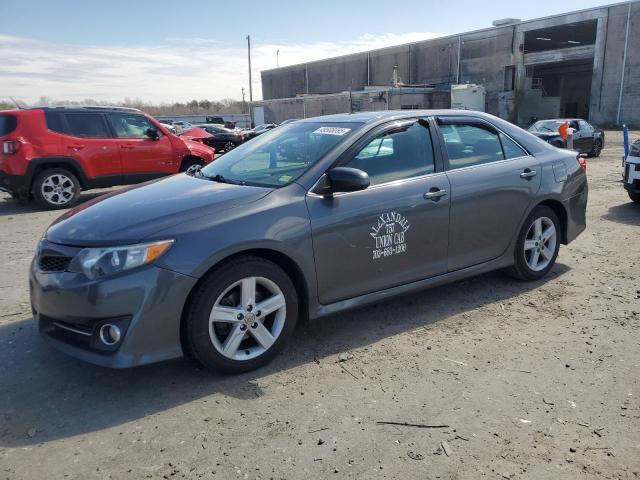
xmin=297 ymin=109 xmax=504 ymax=124
xmin=27 ymin=105 xmax=143 ymax=114
xmin=536 ymin=118 xmax=584 ymax=123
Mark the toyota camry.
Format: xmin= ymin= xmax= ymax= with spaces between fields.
xmin=30 ymin=111 xmax=588 ymax=373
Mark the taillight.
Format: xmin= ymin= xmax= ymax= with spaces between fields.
xmin=577 ymin=154 xmax=587 ymax=173
xmin=2 ymin=140 xmax=20 ymax=155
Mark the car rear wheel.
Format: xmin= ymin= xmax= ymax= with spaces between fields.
xmin=506 ymin=205 xmax=560 ymax=281
xmin=628 ymin=191 xmax=640 ymax=204
xmin=589 ymin=139 xmax=603 ymax=158
xmin=183 ymin=256 xmax=298 ymax=373
xmin=223 ymin=141 xmax=237 ymax=152
xmin=32 ymin=168 xmax=81 ymax=210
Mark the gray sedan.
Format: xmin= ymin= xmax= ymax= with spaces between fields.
xmin=30 ymin=111 xmax=588 ymax=373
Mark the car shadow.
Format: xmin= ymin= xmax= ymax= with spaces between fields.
xmin=0 ymin=189 xmax=118 ymax=217
xmin=0 ymin=264 xmax=569 ymax=447
xmin=602 ymin=201 xmax=640 ymax=226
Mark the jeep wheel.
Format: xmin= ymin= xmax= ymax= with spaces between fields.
xmin=628 ymin=191 xmax=640 ymax=204
xmin=180 ymin=157 xmax=203 ymax=172
xmin=183 ymin=256 xmax=298 ymax=373
xmin=32 ymin=168 xmax=81 ymax=210
xmin=506 ymin=205 xmax=560 ymax=281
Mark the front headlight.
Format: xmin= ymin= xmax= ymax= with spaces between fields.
xmin=68 ymin=240 xmax=174 ymax=280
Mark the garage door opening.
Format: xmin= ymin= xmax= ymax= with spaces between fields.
xmin=531 ymin=59 xmax=593 ymax=118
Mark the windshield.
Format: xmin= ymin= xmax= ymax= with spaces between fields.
xmin=200 ymin=122 xmax=361 ymax=187
xmin=529 ymin=120 xmax=564 ymax=133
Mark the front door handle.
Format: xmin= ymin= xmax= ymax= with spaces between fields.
xmin=68 ymin=144 xmax=85 ymax=151
xmin=423 ymin=189 xmax=448 ymax=201
xmin=120 ymin=144 xmax=135 ymax=150
xmin=520 ymin=169 xmax=537 ymax=179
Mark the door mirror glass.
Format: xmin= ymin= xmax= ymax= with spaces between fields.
xmin=315 ymin=167 xmax=370 ymax=195
xmin=146 ymin=127 xmax=160 ymax=140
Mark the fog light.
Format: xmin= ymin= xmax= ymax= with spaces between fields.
xmin=99 ymin=323 xmax=121 ymax=346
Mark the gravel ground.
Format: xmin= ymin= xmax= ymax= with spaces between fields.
xmin=0 ymin=131 xmax=638 ymax=480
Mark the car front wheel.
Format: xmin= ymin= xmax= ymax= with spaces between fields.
xmin=32 ymin=168 xmax=81 ymax=210
xmin=507 ymin=205 xmax=560 ymax=281
xmin=183 ymin=256 xmax=298 ymax=373
xmin=628 ymin=191 xmax=640 ymax=204
xmin=223 ymin=141 xmax=237 ymax=152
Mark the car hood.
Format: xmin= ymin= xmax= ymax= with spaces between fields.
xmin=46 ymin=174 xmax=272 ymax=246
xmin=529 ymin=131 xmax=560 ymax=139
xmin=183 ymin=138 xmax=215 ymax=158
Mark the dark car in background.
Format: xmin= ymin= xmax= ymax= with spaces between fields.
xmin=243 ymin=123 xmax=277 ymax=140
xmin=196 ymin=124 xmax=244 ymax=152
xmin=30 ymin=110 xmax=587 ymax=373
xmin=528 ymin=119 xmax=604 ymax=157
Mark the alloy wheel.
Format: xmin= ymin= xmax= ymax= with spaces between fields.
xmin=41 ymin=173 xmax=75 ymax=206
xmin=523 ymin=216 xmax=557 ymax=272
xmin=224 ymin=141 xmax=236 ymax=152
xmin=209 ymin=276 xmax=287 ymax=360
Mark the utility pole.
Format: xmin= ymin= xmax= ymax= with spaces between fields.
xmin=277 ymin=49 xmax=280 ymax=67
xmin=246 ymin=35 xmax=254 ymax=127
xmin=241 ymin=87 xmax=246 ymax=114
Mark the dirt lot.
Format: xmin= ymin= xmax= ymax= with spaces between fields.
xmin=0 ymin=131 xmax=639 ymax=480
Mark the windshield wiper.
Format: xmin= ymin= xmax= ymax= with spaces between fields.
xmin=201 ymin=173 xmax=245 ymax=185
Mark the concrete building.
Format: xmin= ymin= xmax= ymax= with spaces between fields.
xmin=258 ymin=1 xmax=639 ymax=126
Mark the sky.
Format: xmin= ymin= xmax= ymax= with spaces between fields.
xmin=0 ymin=0 xmax=615 ymax=104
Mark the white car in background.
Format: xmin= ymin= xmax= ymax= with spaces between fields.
xmin=624 ymin=140 xmax=640 ymax=203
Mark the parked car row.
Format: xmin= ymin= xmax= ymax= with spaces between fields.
xmin=0 ymin=106 xmax=215 ymax=209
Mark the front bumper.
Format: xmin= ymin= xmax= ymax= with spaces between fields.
xmin=29 ymin=241 xmax=198 ymax=368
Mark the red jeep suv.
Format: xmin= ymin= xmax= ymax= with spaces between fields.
xmin=0 ymin=106 xmax=215 ymax=209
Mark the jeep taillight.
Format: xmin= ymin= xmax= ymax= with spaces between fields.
xmin=2 ymin=140 xmax=20 ymax=155
xmin=577 ymin=154 xmax=587 ymax=173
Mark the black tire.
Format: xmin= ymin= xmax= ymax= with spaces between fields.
xmin=628 ymin=191 xmax=640 ymax=204
xmin=183 ymin=256 xmax=298 ymax=374
xmin=506 ymin=205 xmax=561 ymax=281
xmin=180 ymin=157 xmax=203 ymax=172
xmin=32 ymin=168 xmax=81 ymax=210
xmin=589 ymin=139 xmax=603 ymax=158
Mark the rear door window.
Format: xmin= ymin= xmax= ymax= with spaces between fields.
xmin=0 ymin=115 xmax=17 ymax=136
xmin=441 ymin=124 xmax=504 ymax=169
xmin=63 ymin=113 xmax=110 ymax=138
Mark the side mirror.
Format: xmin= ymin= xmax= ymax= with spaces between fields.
xmin=314 ymin=167 xmax=370 ymax=196
xmin=146 ymin=127 xmax=160 ymax=140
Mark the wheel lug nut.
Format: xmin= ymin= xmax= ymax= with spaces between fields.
xmin=251 ymin=322 xmax=258 ymax=329
xmin=240 ymin=325 xmax=247 ymax=331
xmin=237 ymin=313 xmax=244 ymax=320
xmin=247 ymin=305 xmax=253 ymax=312
xmin=256 ymin=310 xmax=261 ymax=317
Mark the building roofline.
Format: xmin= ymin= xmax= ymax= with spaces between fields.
xmin=261 ymin=0 xmax=636 ymax=74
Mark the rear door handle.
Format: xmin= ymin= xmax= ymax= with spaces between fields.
xmin=423 ymin=189 xmax=448 ymax=201
xmin=120 ymin=144 xmax=135 ymax=149
xmin=68 ymin=144 xmax=85 ymax=151
xmin=520 ymin=169 xmax=537 ymax=179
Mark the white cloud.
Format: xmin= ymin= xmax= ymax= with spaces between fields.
xmin=0 ymin=32 xmax=444 ymax=104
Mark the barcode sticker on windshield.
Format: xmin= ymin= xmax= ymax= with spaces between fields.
xmin=313 ymin=127 xmax=351 ymax=136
